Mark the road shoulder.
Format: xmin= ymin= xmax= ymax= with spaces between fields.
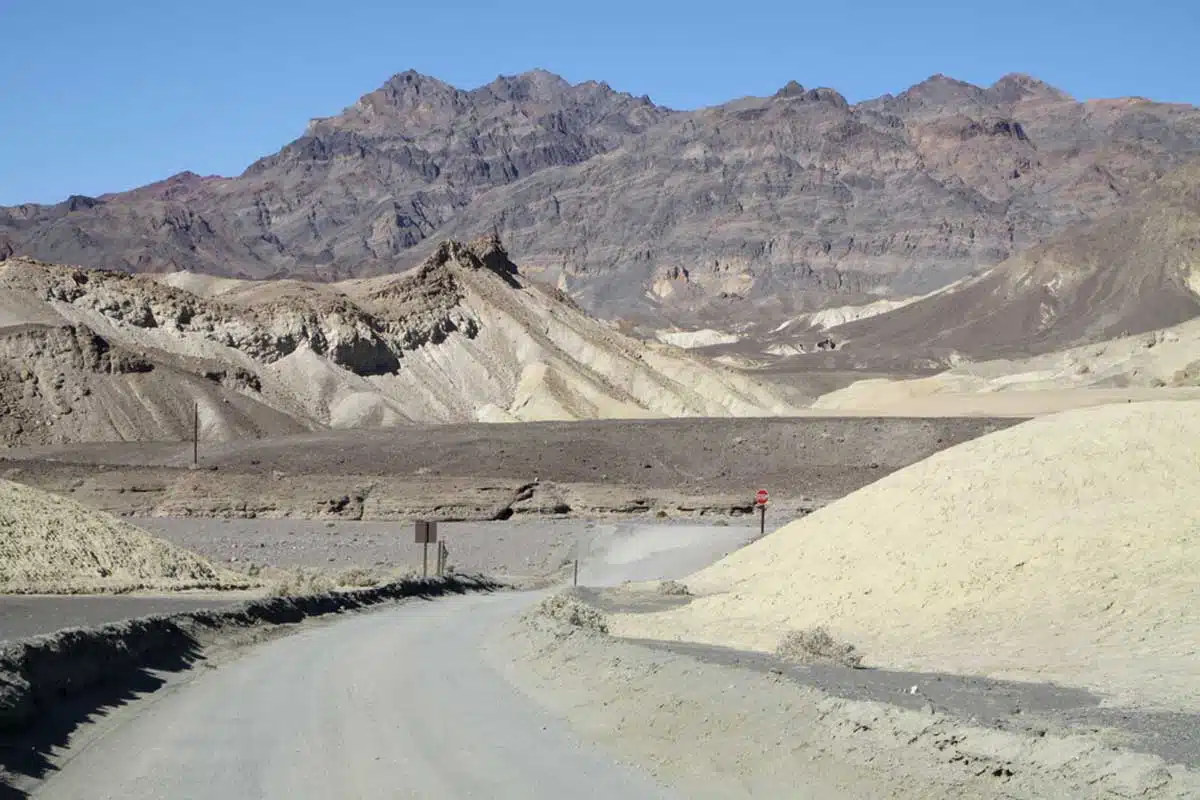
xmin=488 ymin=597 xmax=1200 ymax=799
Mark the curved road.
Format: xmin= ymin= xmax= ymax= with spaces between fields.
xmin=37 ymin=592 xmax=669 ymax=799
xmin=35 ymin=524 xmax=752 ymax=799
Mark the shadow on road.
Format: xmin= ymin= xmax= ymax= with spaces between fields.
xmin=0 ymin=576 xmax=502 ymax=798
xmin=0 ymin=629 xmax=204 ymax=798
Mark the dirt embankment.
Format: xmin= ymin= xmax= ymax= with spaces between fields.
xmin=0 ymin=478 xmax=248 ymax=594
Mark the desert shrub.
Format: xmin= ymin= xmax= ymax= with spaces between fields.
xmin=388 ymin=567 xmax=420 ymax=582
xmin=775 ymin=626 xmax=864 ymax=668
xmin=657 ymin=579 xmax=690 ymax=596
xmin=333 ymin=566 xmax=385 ymax=588
xmin=268 ymin=566 xmax=336 ymax=597
xmin=533 ymin=591 xmax=609 ymax=633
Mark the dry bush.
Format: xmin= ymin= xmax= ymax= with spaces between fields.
xmin=267 ymin=567 xmax=336 ymax=597
xmin=334 ymin=566 xmax=384 ymax=588
xmin=388 ymin=567 xmax=420 ymax=582
xmin=657 ymin=580 xmax=691 ymax=596
xmin=775 ymin=626 xmax=864 ymax=668
xmin=533 ymin=591 xmax=609 ymax=633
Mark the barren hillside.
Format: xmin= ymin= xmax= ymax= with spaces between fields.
xmin=741 ymin=160 xmax=1200 ymax=370
xmin=0 ymin=236 xmax=798 ymax=447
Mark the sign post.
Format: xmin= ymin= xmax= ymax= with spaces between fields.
xmin=755 ymin=489 xmax=769 ymax=536
xmin=436 ymin=540 xmax=448 ymax=577
xmin=415 ymin=521 xmax=439 ymax=577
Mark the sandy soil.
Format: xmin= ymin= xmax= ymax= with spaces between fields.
xmin=809 ymin=317 xmax=1200 ymax=415
xmin=495 ymin=611 xmax=1200 ymax=799
xmin=133 ymin=518 xmax=762 ymax=584
xmin=812 ymin=386 xmax=1200 ymax=416
xmin=612 ymin=401 xmax=1200 ymax=713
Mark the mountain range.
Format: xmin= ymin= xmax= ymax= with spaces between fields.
xmin=3 ymin=69 xmax=1199 ymax=325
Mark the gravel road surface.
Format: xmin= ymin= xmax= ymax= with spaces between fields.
xmin=131 ymin=517 xmax=759 ymax=583
xmin=33 ymin=593 xmax=671 ymax=800
xmin=30 ymin=522 xmax=740 ymax=799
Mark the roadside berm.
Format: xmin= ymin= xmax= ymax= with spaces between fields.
xmin=611 ymin=400 xmax=1200 ymax=712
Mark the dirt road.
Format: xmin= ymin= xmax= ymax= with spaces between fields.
xmin=31 ymin=523 xmax=751 ymax=799
xmin=34 ymin=593 xmax=671 ymax=800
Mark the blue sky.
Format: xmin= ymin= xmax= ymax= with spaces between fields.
xmin=1 ymin=0 xmax=1196 ymax=205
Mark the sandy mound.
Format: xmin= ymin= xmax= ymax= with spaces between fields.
xmin=0 ymin=479 xmax=246 ymax=593
xmin=612 ymin=401 xmax=1200 ymax=711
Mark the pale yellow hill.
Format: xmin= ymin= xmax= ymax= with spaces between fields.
xmin=811 ymin=317 xmax=1200 ymax=416
xmin=0 ymin=479 xmax=247 ymax=593
xmin=613 ymin=401 xmax=1200 ymax=711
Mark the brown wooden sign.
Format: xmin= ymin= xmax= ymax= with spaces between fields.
xmin=414 ymin=520 xmax=438 ymax=544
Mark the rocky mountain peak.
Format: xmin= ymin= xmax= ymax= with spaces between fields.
xmin=382 ymin=69 xmax=456 ymax=95
xmin=901 ymin=73 xmax=986 ymax=106
xmin=65 ymin=195 xmax=103 ymax=213
xmin=479 ymin=69 xmax=572 ymax=102
xmin=989 ymin=73 xmax=1070 ymax=103
xmin=426 ymin=234 xmax=519 ymax=284
xmin=775 ymin=80 xmax=806 ymax=98
xmin=772 ymin=82 xmax=849 ymax=108
xmin=363 ymin=70 xmax=461 ymax=112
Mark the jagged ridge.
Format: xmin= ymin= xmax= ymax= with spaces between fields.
xmin=2 ymin=70 xmax=1197 ymax=326
xmin=0 ymin=237 xmax=799 ymax=446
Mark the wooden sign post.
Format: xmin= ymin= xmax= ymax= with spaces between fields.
xmin=193 ymin=402 xmax=199 ymax=466
xmin=436 ymin=540 xmax=448 ymax=577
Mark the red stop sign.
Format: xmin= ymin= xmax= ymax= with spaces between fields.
xmin=755 ymin=489 xmax=769 ymax=506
